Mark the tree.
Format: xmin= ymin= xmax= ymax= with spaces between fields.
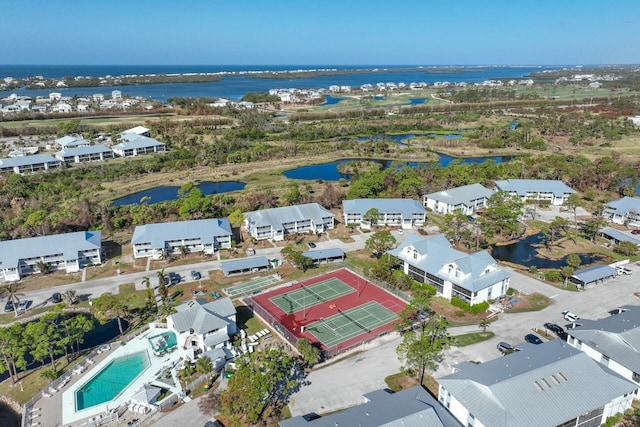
xmin=142 ymin=276 xmax=151 ymax=290
xmin=219 ymin=347 xmax=300 ymax=425
xmin=565 ymin=193 xmax=581 ymax=242
xmin=0 ymin=323 xmax=27 ymax=384
xmin=228 ymin=209 xmax=244 ymax=227
xmin=363 ymin=208 xmax=381 ymax=229
xmin=157 ymin=269 xmax=168 ymax=301
xmin=62 ymin=289 xmax=78 ymax=305
xmin=365 ymin=230 xmax=396 ymax=258
xmin=441 ymin=211 xmax=472 ymax=247
xmin=480 ymin=192 xmax=524 ymax=238
xmin=561 ymin=266 xmax=575 ymax=287
xmin=296 ymin=338 xmax=320 ymax=368
xmin=479 ymin=318 xmax=490 ymax=336
xmin=566 ymin=253 xmax=581 ymax=270
xmin=370 ymin=253 xmax=399 ymax=283
xmin=63 ymin=314 xmax=95 ymax=357
xmin=91 ymin=293 xmax=129 ymax=335
xmin=614 ymin=241 xmax=638 ymax=256
xmin=36 ymin=260 xmax=52 ymax=275
xmin=582 ymin=217 xmax=607 ymax=243
xmin=195 ymin=355 xmax=214 ymax=375
xmin=0 ymin=282 xmax=25 ymax=317
xmin=396 ymin=285 xmax=448 ymax=384
xmin=25 ymin=316 xmax=65 ymax=371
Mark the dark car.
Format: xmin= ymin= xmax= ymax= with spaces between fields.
xmin=497 ymin=341 xmax=515 ymax=355
xmin=544 ymin=322 xmax=565 ymax=336
xmin=168 ymin=272 xmax=181 ymax=285
xmin=17 ymin=300 xmax=32 ymax=311
xmin=51 ymin=292 xmax=62 ymax=303
xmin=4 ymin=300 xmax=13 ymax=313
xmin=191 ymin=270 xmax=201 ymax=280
xmin=632 ymin=229 xmax=640 ymax=235
xmin=609 ymin=308 xmax=628 ymax=316
xmin=204 ymin=421 xmax=224 ymax=427
xmin=525 ymin=333 xmax=543 ymax=345
xmin=308 ymin=242 xmax=317 ymax=248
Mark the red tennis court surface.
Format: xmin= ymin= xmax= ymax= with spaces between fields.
xmin=247 ymin=268 xmax=407 ymax=358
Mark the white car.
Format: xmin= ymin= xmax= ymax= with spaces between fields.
xmin=616 ymin=266 xmax=632 ymax=275
xmin=562 ymin=310 xmax=580 ymax=322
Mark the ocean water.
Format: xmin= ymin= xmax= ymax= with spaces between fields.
xmin=0 ymin=65 xmax=557 ymax=101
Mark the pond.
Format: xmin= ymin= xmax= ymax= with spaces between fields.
xmin=491 ymin=233 xmax=606 ymax=269
xmin=350 ymin=132 xmax=464 ymax=145
xmin=112 ymin=181 xmax=246 ymax=206
xmin=282 ymin=154 xmax=513 ymax=181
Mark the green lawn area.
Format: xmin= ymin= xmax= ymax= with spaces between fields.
xmin=117 ymin=283 xmax=148 ymax=310
xmin=451 ymin=332 xmax=495 ymax=346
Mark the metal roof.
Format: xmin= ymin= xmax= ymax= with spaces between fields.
xmin=439 ymin=340 xmax=638 ymax=427
xmin=221 ymin=256 xmax=270 ymax=274
xmin=131 ymin=218 xmax=232 ymax=247
xmin=54 ymin=135 xmax=89 ymax=148
xmin=388 ymin=234 xmax=510 ymax=293
xmin=571 ymin=264 xmax=617 ymax=285
xmin=0 ymin=154 xmax=60 ymax=168
xmin=567 ymin=305 xmax=640 ymax=374
xmin=279 ymin=386 xmax=461 ymax=427
xmin=122 ymin=126 xmax=150 ymax=135
xmin=245 ymin=203 xmax=334 ymax=231
xmin=0 ymin=231 xmax=102 ymax=269
xmin=169 ymin=298 xmax=235 ymax=334
xmin=55 ymin=144 xmax=113 ymax=157
xmin=601 ymin=227 xmax=640 ymax=246
xmin=494 ymin=179 xmax=576 ymax=198
xmin=113 ymin=133 xmax=165 ymax=150
xmin=424 ymin=183 xmax=494 ymax=207
xmin=301 ymin=248 xmax=345 ymax=261
xmin=342 ymin=198 xmax=426 ymax=218
xmin=605 ymin=196 xmax=640 ymax=215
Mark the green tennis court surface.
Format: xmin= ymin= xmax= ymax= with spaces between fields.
xmin=270 ymin=278 xmax=354 ymax=314
xmin=305 ymin=301 xmax=399 ymax=348
xmin=225 ymin=274 xmax=280 ymax=297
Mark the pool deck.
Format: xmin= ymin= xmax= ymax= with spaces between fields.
xmin=29 ymin=327 xmax=184 ymax=427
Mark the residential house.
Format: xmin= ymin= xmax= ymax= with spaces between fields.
xmin=55 ymin=144 xmax=114 ymax=164
xmin=387 ymin=234 xmax=511 ymax=304
xmin=604 ymin=197 xmax=640 ymax=227
xmin=423 ymin=183 xmax=494 ymax=215
xmin=122 ymin=126 xmax=151 ymax=137
xmin=244 ymin=203 xmax=335 ymax=241
xmin=0 ymin=154 xmax=61 ymax=174
xmin=166 ymin=298 xmax=237 ymax=359
xmin=111 ymin=133 xmax=166 ymax=157
xmin=0 ymin=231 xmax=102 ymax=282
xmin=494 ymin=179 xmax=576 ymax=205
xmin=131 ymin=218 xmax=232 ymax=259
xmin=343 ymin=198 xmax=427 ymax=230
xmin=54 ymin=135 xmax=91 ymax=150
xmin=439 ymin=340 xmax=637 ymax=427
xmin=567 ymin=305 xmax=640 ymax=387
xmin=280 ymin=386 xmax=461 ymax=427
xmin=111 ymin=90 xmax=122 ymax=99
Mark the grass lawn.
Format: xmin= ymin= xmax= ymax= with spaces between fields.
xmin=506 ymin=292 xmax=554 ymax=313
xmin=118 ymin=283 xmax=148 ymax=310
xmin=384 ymin=371 xmax=439 ymax=397
xmin=451 ymin=332 xmax=495 ymax=346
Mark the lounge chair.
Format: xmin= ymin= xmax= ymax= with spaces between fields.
xmin=47 ymin=387 xmax=57 ymax=394
xmin=86 ymin=358 xmax=94 ymax=364
xmin=41 ymin=392 xmax=51 ymax=398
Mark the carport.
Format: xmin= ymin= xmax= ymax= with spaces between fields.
xmin=600 ymin=227 xmax=640 ymax=246
xmin=569 ymin=264 xmax=617 ymax=288
xmin=221 ymin=256 xmax=270 ymax=276
xmin=301 ymin=248 xmax=345 ymax=265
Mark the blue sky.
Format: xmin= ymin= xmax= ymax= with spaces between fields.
xmin=2 ymin=1 xmax=639 ymax=65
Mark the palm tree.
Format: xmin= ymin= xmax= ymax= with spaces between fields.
xmin=142 ymin=276 xmax=151 ymax=290
xmin=479 ymin=317 xmax=490 ymax=336
xmin=0 ymin=282 xmax=25 ymax=317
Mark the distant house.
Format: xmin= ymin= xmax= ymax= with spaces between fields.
xmin=244 ymin=203 xmax=335 ymax=241
xmin=280 ymin=386 xmax=461 ymax=427
xmin=342 ymin=198 xmax=426 ymax=229
xmin=604 ymin=197 xmax=640 ymax=227
xmin=439 ymin=340 xmax=638 ymax=427
xmin=111 ymin=90 xmax=122 ymax=99
xmin=112 ymin=133 xmax=166 ymax=157
xmin=423 ymin=183 xmax=494 ymax=215
xmin=567 ymin=305 xmax=640 ymax=386
xmin=55 ymin=144 xmax=114 ymax=164
xmin=122 ymin=126 xmax=151 ymax=137
xmin=388 ymin=234 xmax=511 ymax=304
xmin=494 ymin=179 xmax=576 ymax=205
xmin=54 ymin=135 xmax=90 ymax=150
xmin=0 ymin=231 xmax=103 ymax=282
xmin=131 ymin=218 xmax=232 ymax=259
xmin=166 ymin=298 xmax=237 ymax=360
xmin=0 ymin=154 xmax=61 ymax=175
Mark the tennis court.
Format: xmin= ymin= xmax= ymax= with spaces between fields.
xmin=270 ymin=278 xmax=354 ymax=314
xmin=225 ymin=274 xmax=280 ymax=297
xmin=305 ymin=301 xmax=399 ymax=348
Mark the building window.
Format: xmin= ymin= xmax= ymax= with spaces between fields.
xmin=633 ymin=372 xmax=640 ymax=383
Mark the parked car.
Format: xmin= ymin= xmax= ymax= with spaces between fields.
xmin=17 ymin=300 xmax=32 ymax=311
xmin=525 ymin=333 xmax=543 ymax=345
xmin=51 ymin=292 xmax=62 ymax=303
xmin=191 ymin=270 xmax=201 ymax=280
xmin=308 ymin=242 xmax=317 ymax=248
xmin=616 ymin=266 xmax=632 ymax=275
xmin=544 ymin=322 xmax=565 ymax=336
xmin=246 ymin=248 xmax=255 ymax=256
xmin=562 ymin=310 xmax=580 ymax=322
xmin=4 ymin=300 xmax=13 ymax=313
xmin=609 ymin=308 xmax=627 ymax=316
xmin=497 ymin=341 xmax=515 ymax=355
xmin=168 ymin=272 xmax=181 ymax=285
xmin=632 ymin=229 xmax=640 ymax=235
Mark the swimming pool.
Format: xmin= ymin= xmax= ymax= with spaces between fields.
xmin=75 ymin=351 xmax=150 ymax=410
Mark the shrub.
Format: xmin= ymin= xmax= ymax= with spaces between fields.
xmin=470 ymin=301 xmax=490 ymax=315
xmin=544 ymin=270 xmax=563 ymax=283
xmin=450 ymin=297 xmax=470 ymax=311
